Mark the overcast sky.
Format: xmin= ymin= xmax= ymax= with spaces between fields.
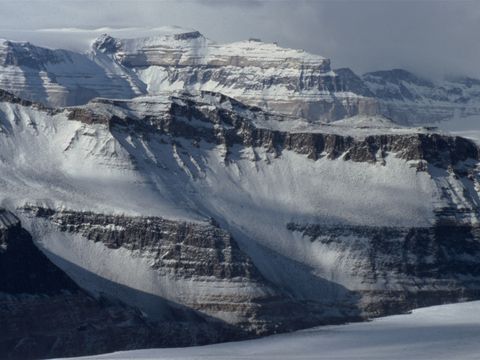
xmin=0 ymin=0 xmax=478 ymax=78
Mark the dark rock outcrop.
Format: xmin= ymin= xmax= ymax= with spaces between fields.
xmin=24 ymin=206 xmax=360 ymax=337
xmin=287 ymin=222 xmax=480 ymax=316
xmin=31 ymin=207 xmax=265 ymax=280
xmin=0 ymin=88 xmax=51 ymax=111
xmin=0 ymin=208 xmax=240 ymax=359
xmin=69 ymin=92 xmax=479 ymax=169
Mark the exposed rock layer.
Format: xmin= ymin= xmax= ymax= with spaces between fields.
xmin=3 ymin=31 xmax=480 ymax=123
xmin=0 ymin=208 xmax=240 ymax=360
xmin=25 ymin=206 xmax=360 ymax=335
xmin=68 ymin=92 xmax=479 ymax=169
xmin=1 ymin=85 xmax=480 ymax=358
xmin=287 ymin=222 xmax=480 ymax=315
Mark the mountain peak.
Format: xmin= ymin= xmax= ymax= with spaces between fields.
xmin=0 ymin=38 xmax=67 ymax=68
xmin=91 ymin=27 xmax=205 ymax=53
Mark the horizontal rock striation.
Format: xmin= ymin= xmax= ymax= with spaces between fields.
xmin=287 ymin=222 xmax=480 ymax=316
xmin=3 ymin=31 xmax=480 ymax=124
xmin=31 ymin=207 xmax=264 ymax=280
xmin=0 ymin=208 xmax=243 ymax=359
xmin=92 ymin=32 xmax=378 ymax=122
xmin=24 ymin=206 xmax=352 ymax=336
xmin=68 ymin=92 xmax=479 ymax=169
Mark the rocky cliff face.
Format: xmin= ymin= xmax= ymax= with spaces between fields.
xmin=0 ymin=208 xmax=241 ymax=359
xmin=286 ymin=222 xmax=480 ymax=315
xmin=163 ymin=92 xmax=478 ymax=166
xmin=22 ymin=205 xmax=346 ymax=335
xmin=91 ymin=31 xmax=378 ymax=122
xmin=68 ymin=91 xmax=478 ymax=168
xmin=2 ymin=30 xmax=480 ymax=124
xmin=1 ymin=85 xmax=480 ymax=357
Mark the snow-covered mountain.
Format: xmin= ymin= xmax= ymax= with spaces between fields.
xmin=1 ymin=85 xmax=480 ymax=357
xmin=363 ymin=69 xmax=480 ymax=124
xmin=2 ymin=28 xmax=480 ymax=124
xmin=0 ymin=38 xmax=142 ymax=106
xmin=90 ymin=30 xmax=378 ymax=121
xmin=2 ymin=28 xmax=480 ymax=358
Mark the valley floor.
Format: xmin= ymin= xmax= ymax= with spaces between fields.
xmin=66 ymin=300 xmax=480 ymax=360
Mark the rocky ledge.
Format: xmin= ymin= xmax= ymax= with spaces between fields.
xmin=24 ymin=206 xmax=359 ymax=337
xmin=68 ymin=92 xmax=479 ymax=169
xmin=0 ymin=208 xmax=240 ymax=359
xmin=287 ymin=222 xmax=480 ymax=316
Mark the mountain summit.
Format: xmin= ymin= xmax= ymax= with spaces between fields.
xmin=1 ymin=30 xmax=480 ymax=124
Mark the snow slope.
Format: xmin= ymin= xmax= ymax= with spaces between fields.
xmin=0 ymin=98 xmax=201 ymax=220
xmin=67 ymin=300 xmax=480 ymax=360
xmin=2 ymin=92 xmax=480 ymax=318
xmin=0 ymin=38 xmax=141 ymax=106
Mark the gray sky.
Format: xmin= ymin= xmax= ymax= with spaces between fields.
xmin=0 ymin=0 xmax=479 ymax=78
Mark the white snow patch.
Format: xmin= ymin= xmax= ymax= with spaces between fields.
xmin=64 ymin=300 xmax=480 ymax=360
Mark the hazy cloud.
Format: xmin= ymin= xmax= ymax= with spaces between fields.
xmin=193 ymin=0 xmax=264 ymax=7
xmin=0 ymin=0 xmax=479 ymax=78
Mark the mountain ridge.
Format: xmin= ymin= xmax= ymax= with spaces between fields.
xmin=3 ymin=29 xmax=480 ymax=124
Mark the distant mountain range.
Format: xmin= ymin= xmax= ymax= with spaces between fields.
xmin=1 ymin=27 xmax=480 ymax=124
